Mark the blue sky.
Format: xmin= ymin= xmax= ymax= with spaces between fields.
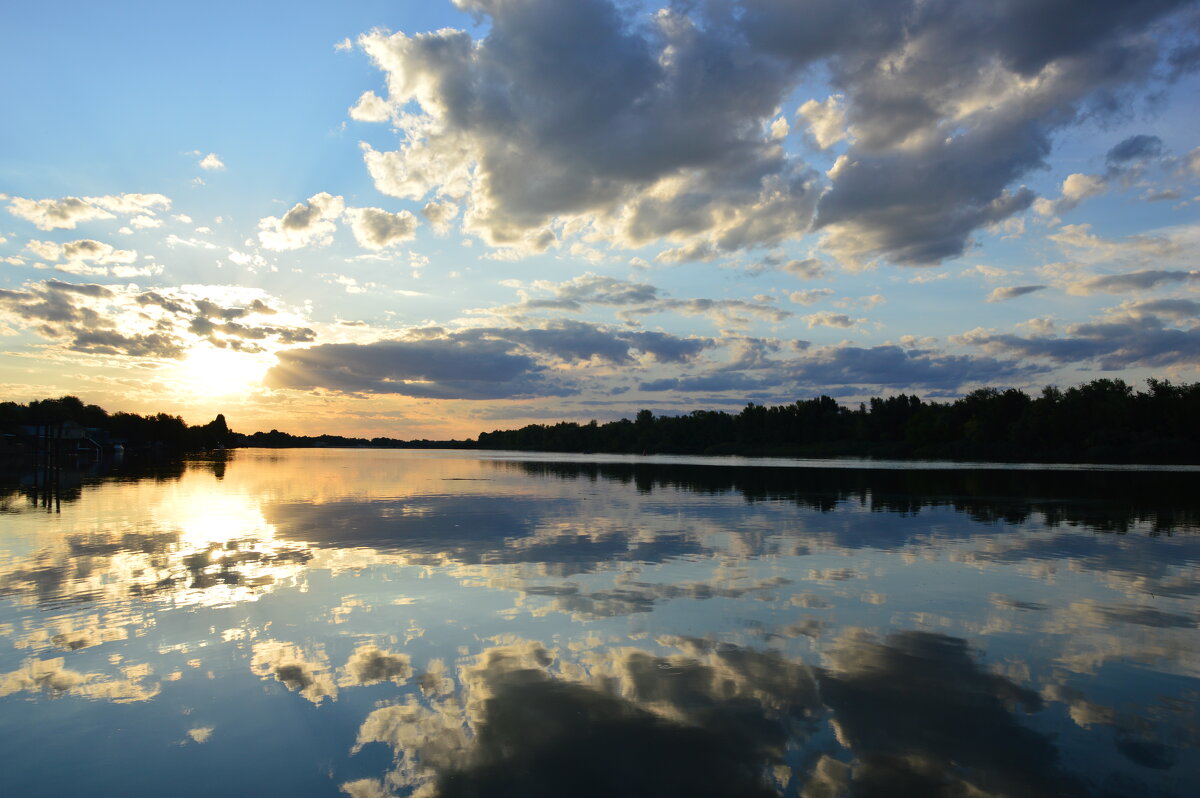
xmin=2 ymin=0 xmax=1199 ymax=437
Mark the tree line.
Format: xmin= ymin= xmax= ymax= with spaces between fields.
xmin=5 ymin=378 xmax=1199 ymax=462
xmin=0 ymin=395 xmax=235 ymax=452
xmin=0 ymin=396 xmax=469 ymax=453
xmin=476 ymin=379 xmax=1200 ymax=463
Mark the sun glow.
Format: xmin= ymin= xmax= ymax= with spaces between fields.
xmin=171 ymin=345 xmax=272 ymax=397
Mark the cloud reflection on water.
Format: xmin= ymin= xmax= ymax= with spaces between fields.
xmin=0 ymin=450 xmax=1196 ymax=796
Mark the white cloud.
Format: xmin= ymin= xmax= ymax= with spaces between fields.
xmin=198 ymin=153 xmax=226 ymax=171
xmin=258 ymin=192 xmax=346 ymax=251
xmin=421 ymin=199 xmax=458 ymax=234
xmin=349 ymin=91 xmax=391 ymax=122
xmin=797 ymin=95 xmax=848 ymax=149
xmin=6 ymin=193 xmax=170 ymax=230
xmin=25 ymin=238 xmax=140 ymax=276
xmin=789 ymin=288 xmax=833 ymax=306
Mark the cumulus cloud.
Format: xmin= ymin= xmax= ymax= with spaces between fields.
xmin=987 ymin=285 xmax=1049 ymax=303
xmin=349 ymin=90 xmax=391 ymax=122
xmin=6 ymin=193 xmax=171 ymax=230
xmin=344 ymin=206 xmax=419 ymax=249
xmin=346 ymin=0 xmax=1194 ymax=265
xmin=25 ymin=238 xmax=142 ymax=277
xmin=258 ymin=192 xmax=346 ymax=250
xmin=357 ymin=0 xmax=819 ymax=254
xmin=774 ymin=0 xmax=1192 ymax=265
xmin=420 ymin=199 xmax=458 ymax=233
xmin=0 ymin=281 xmax=311 ymax=360
xmin=797 ymin=94 xmax=848 ymax=149
xmin=1048 ymin=173 xmax=1109 ymax=215
xmin=198 ymin=152 xmax=225 ymax=170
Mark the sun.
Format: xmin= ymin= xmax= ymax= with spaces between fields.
xmin=170 ymin=345 xmax=273 ymax=398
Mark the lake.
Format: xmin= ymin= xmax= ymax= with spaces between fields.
xmin=1 ymin=449 xmax=1197 ymax=797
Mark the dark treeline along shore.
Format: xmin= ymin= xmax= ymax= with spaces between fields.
xmin=3 ymin=377 xmax=1200 ymax=464
xmin=477 ymin=378 xmax=1200 ymax=464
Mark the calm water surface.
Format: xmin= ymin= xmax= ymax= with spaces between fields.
xmin=1 ymin=449 xmax=1198 ymax=797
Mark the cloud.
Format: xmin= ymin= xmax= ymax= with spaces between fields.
xmin=1066 ymin=269 xmax=1199 ymax=295
xmin=1049 ymin=173 xmax=1108 ymax=215
xmin=344 ymin=206 xmax=419 ymax=249
xmin=532 ymin=273 xmax=660 ymax=307
xmin=265 ymin=322 xmax=712 ymax=398
xmin=198 ymin=152 xmax=226 ymax=170
xmin=787 ymin=344 xmax=1040 ymax=391
xmin=420 ymin=199 xmax=458 ymax=233
xmin=358 ymin=0 xmax=819 ymax=254
xmin=348 ymin=0 xmax=1192 ymax=265
xmin=258 ymin=192 xmax=346 ymax=250
xmin=6 ymin=193 xmax=171 ymax=230
xmin=987 ymin=285 xmax=1049 ymax=302
xmin=25 ymin=238 xmax=141 ymax=276
xmin=1049 ymin=222 xmax=1192 ymax=264
xmin=789 ymin=288 xmax=833 ymax=306
xmin=778 ymin=258 xmax=826 ymax=279
xmin=1106 ymin=134 xmax=1165 ymax=165
xmin=797 ymin=94 xmax=848 ymax=149
xmin=0 ymin=281 xmax=311 ymax=360
xmin=621 ymin=297 xmax=792 ymax=328
xmin=265 ymin=334 xmax=561 ymax=399
xmin=349 ymin=90 xmax=391 ymax=122
xmin=961 ymin=311 xmax=1200 ymax=370
xmin=759 ymin=0 xmax=1193 ymax=265
xmin=802 ymin=311 xmax=859 ymax=328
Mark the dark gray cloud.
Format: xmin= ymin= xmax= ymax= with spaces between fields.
xmin=1070 ymin=269 xmax=1200 ymax=294
xmin=987 ymin=284 xmax=1049 ymax=302
xmin=640 ymin=341 xmax=1039 ymax=396
xmin=749 ymin=0 xmax=1192 ymax=265
xmin=266 ymin=336 xmax=560 ymax=399
xmin=964 ymin=313 xmax=1200 ymax=370
xmin=68 ymin=329 xmax=185 ymax=359
xmin=266 ymin=322 xmax=711 ymax=398
xmin=639 ymin=373 xmax=771 ymax=393
xmin=787 ymin=344 xmax=1040 ymax=390
xmin=1107 ymin=134 xmax=1166 ymax=165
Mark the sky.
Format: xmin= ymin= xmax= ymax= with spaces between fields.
xmin=2 ymin=0 xmax=1199 ymax=439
